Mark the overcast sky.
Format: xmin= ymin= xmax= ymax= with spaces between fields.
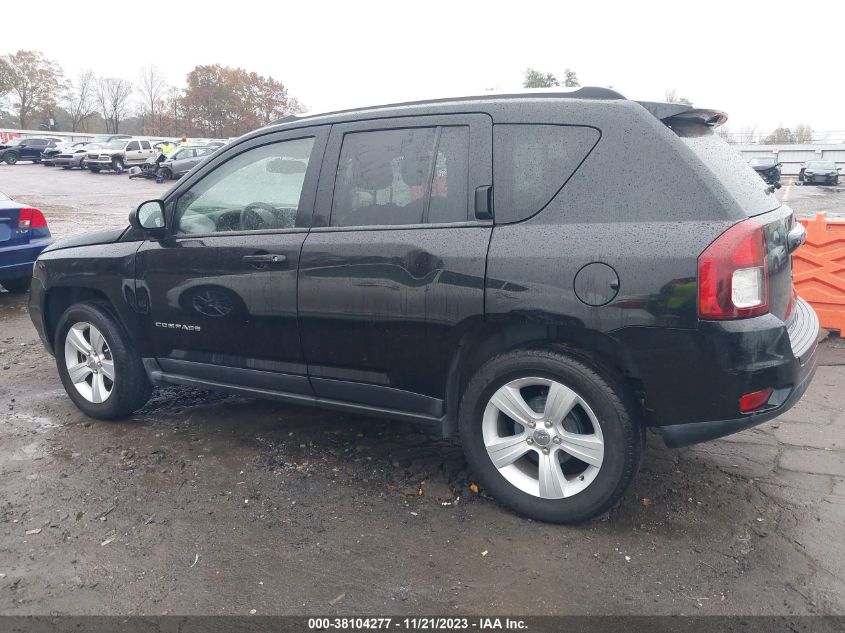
xmin=2 ymin=0 xmax=840 ymax=137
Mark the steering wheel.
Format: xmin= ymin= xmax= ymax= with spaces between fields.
xmin=239 ymin=202 xmax=277 ymax=231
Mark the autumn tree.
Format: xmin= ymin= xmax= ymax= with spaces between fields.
xmin=0 ymin=50 xmax=64 ymax=129
xmin=181 ymin=64 xmax=303 ymax=137
xmin=96 ymin=77 xmax=133 ymax=133
xmin=65 ymin=70 xmax=96 ymax=132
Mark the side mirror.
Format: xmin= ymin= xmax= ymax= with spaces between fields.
xmin=129 ymin=200 xmax=167 ymax=234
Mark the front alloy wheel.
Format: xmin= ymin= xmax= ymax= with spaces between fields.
xmin=55 ymin=302 xmax=152 ymax=419
xmin=64 ymin=322 xmax=115 ymax=403
xmin=483 ymin=377 xmax=604 ymax=499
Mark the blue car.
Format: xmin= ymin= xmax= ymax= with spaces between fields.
xmin=0 ymin=191 xmax=52 ymax=293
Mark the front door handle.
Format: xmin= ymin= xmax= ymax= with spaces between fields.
xmin=243 ymin=253 xmax=287 ymax=267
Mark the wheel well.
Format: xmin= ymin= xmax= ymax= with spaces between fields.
xmin=44 ymin=287 xmax=112 ymax=348
xmin=442 ymin=324 xmax=646 ymax=437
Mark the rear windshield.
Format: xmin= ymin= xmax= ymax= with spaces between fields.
xmin=806 ymin=161 xmax=835 ymax=170
xmin=671 ymin=121 xmax=778 ymax=217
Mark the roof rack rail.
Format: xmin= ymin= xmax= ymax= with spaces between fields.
xmin=271 ymin=86 xmax=626 ymax=125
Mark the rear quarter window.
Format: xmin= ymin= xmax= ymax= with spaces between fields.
xmin=493 ymin=124 xmax=600 ymax=224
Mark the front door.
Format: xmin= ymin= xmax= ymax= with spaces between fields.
xmin=298 ymin=115 xmax=493 ymax=416
xmin=135 ymin=127 xmax=327 ymax=393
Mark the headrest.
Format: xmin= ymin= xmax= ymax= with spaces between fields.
xmin=353 ymin=159 xmax=394 ymax=190
xmin=401 ymin=152 xmax=430 ymax=187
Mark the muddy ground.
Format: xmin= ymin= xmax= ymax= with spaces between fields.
xmin=0 ymin=164 xmax=843 ymax=616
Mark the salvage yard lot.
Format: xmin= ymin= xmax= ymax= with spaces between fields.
xmin=0 ymin=164 xmax=844 ymax=615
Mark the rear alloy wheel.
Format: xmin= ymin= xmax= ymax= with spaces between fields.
xmin=4 ymin=152 xmax=18 ymax=165
xmin=55 ymin=303 xmax=152 ymax=419
xmin=482 ymin=377 xmax=605 ymax=499
xmin=459 ymin=349 xmax=642 ymax=523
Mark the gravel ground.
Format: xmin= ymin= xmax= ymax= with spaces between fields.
xmin=0 ymin=163 xmax=843 ymax=616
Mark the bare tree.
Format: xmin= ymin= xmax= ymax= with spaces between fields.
xmin=65 ymin=70 xmax=96 ymax=132
xmin=664 ymin=88 xmax=693 ymax=106
xmin=794 ymin=123 xmax=813 ymax=144
xmin=96 ymin=77 xmax=133 ymax=133
xmin=138 ymin=65 xmax=168 ymax=134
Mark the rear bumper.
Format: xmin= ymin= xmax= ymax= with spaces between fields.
xmin=0 ymin=238 xmax=52 ymax=280
xmin=658 ymin=298 xmax=819 ymax=447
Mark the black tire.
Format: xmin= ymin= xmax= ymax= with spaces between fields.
xmin=112 ymin=157 xmax=124 ymax=172
xmin=157 ymin=167 xmax=173 ymax=181
xmin=1 ymin=275 xmax=31 ymax=293
xmin=458 ymin=349 xmax=642 ymax=524
xmin=4 ymin=152 xmax=18 ymax=165
xmin=55 ymin=302 xmax=152 ymax=420
xmin=89 ymin=167 xmax=100 ymax=173
xmin=61 ymin=166 xmax=72 ymax=170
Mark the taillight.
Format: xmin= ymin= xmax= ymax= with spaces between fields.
xmin=698 ymin=219 xmax=769 ymax=320
xmin=17 ymin=207 xmax=47 ymax=230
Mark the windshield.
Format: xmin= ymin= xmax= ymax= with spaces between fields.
xmin=806 ymin=161 xmax=836 ymax=170
xmin=671 ymin=121 xmax=778 ymax=216
xmin=104 ymin=139 xmax=126 ymax=150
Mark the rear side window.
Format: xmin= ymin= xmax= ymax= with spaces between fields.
xmin=493 ymin=124 xmax=600 ymax=224
xmin=331 ymin=126 xmax=470 ymax=227
xmin=670 ymin=121 xmax=778 ymax=216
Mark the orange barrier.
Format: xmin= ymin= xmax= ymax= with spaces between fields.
xmin=793 ymin=212 xmax=845 ymax=336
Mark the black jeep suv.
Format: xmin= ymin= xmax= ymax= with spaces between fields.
xmin=29 ymin=89 xmax=819 ymax=523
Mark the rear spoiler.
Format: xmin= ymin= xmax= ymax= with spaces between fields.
xmin=637 ymin=101 xmax=728 ymax=128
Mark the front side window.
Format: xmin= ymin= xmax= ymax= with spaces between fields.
xmin=175 ymin=137 xmax=315 ymax=235
xmin=140 ymin=140 xmax=151 ymax=150
xmin=126 ymin=141 xmax=140 ymax=151
xmin=331 ymin=126 xmax=470 ymax=227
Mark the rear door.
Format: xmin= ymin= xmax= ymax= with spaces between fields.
xmin=298 ymin=114 xmax=493 ymax=415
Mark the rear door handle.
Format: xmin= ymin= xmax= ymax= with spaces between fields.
xmin=243 ymin=253 xmax=287 ymax=266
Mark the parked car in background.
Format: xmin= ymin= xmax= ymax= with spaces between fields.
xmin=156 ymin=145 xmax=216 ymax=180
xmin=0 ymin=137 xmax=62 ymax=164
xmin=89 ymin=134 xmax=132 ymax=144
xmin=54 ymin=143 xmax=104 ymax=170
xmin=29 ymin=89 xmax=818 ymax=523
xmin=799 ymin=160 xmax=840 ymax=185
xmin=0 ymin=191 xmax=52 ymax=293
xmin=85 ymin=138 xmax=157 ymax=172
xmin=748 ymin=156 xmax=781 ymax=186
xmin=41 ymin=141 xmax=89 ymax=167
